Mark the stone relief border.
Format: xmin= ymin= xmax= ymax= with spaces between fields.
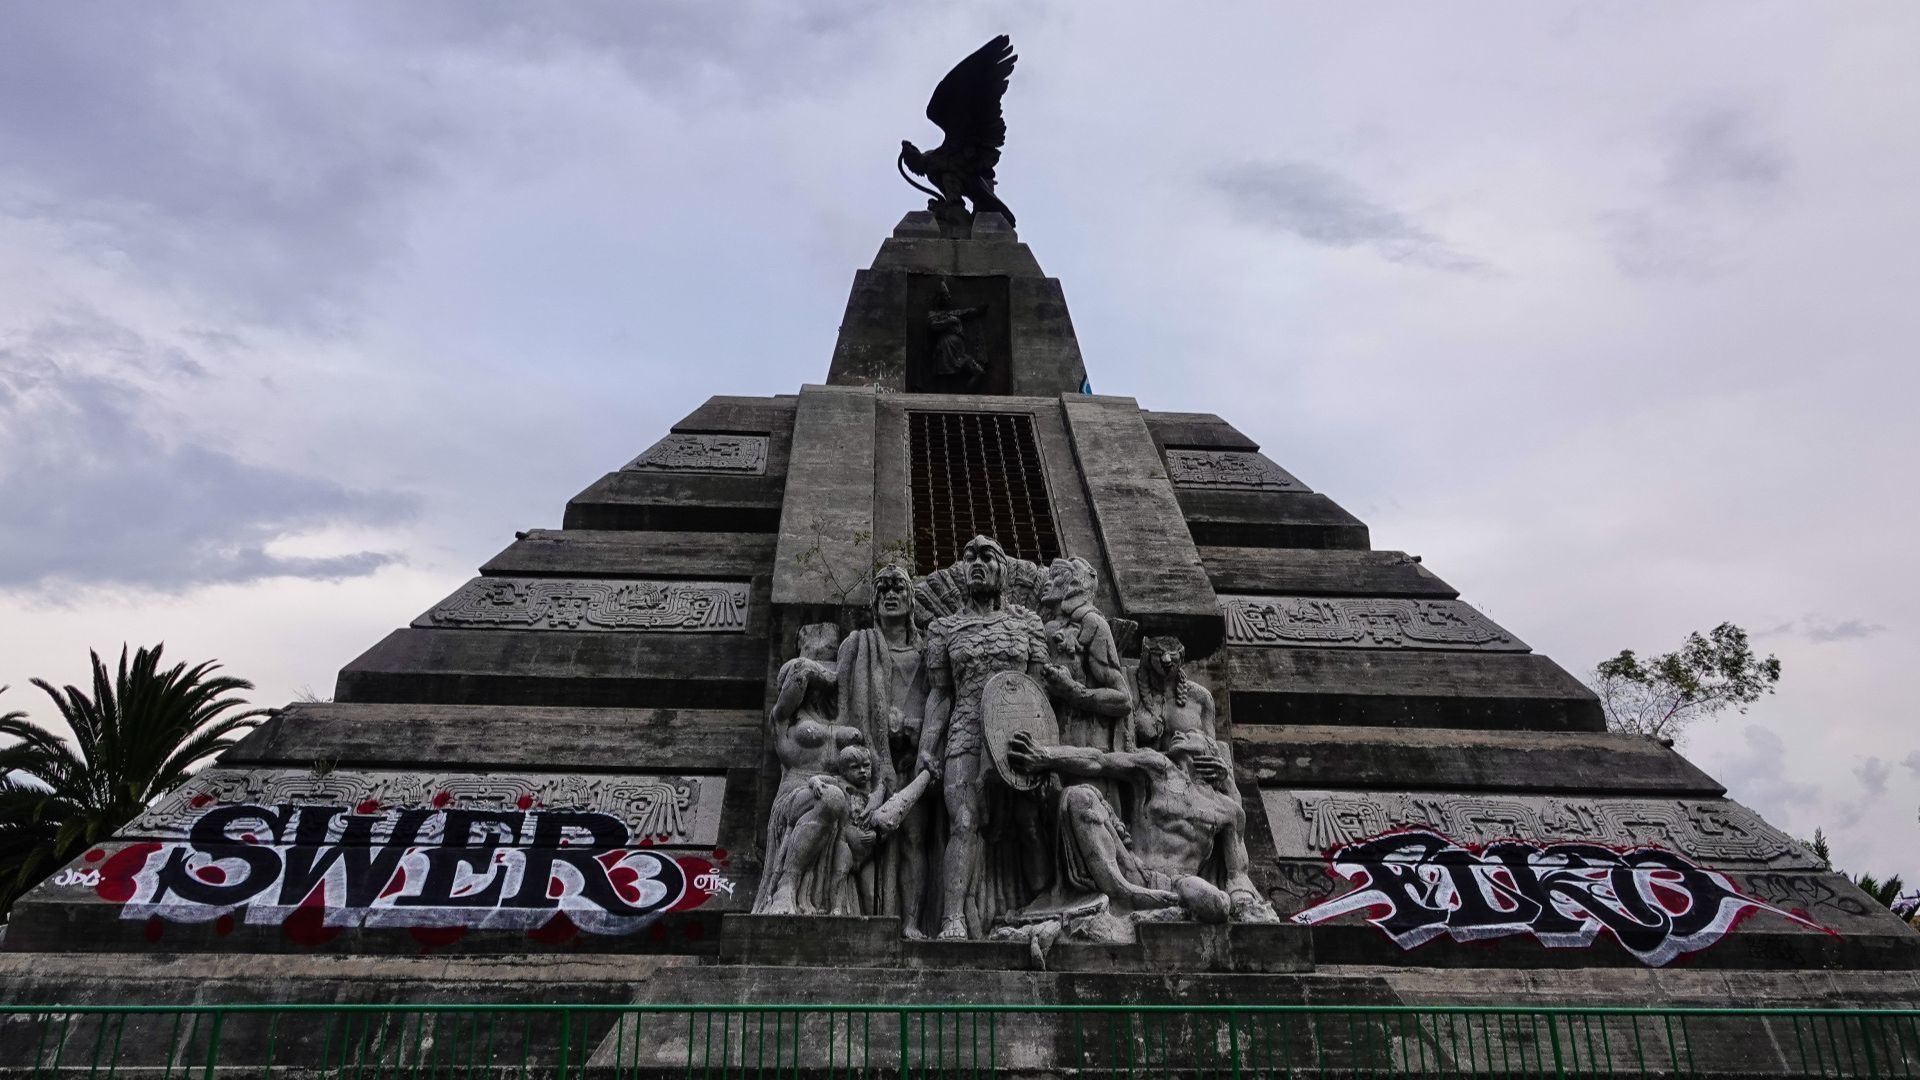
xmin=418 ymin=578 xmax=750 ymax=632
xmin=1164 ymin=449 xmax=1299 ymax=490
xmin=624 ymin=433 xmax=769 ymax=474
xmin=130 ymin=768 xmax=727 ymax=846
xmin=1220 ymin=595 xmax=1525 ymax=651
xmin=1261 ymin=789 xmax=1818 ymax=869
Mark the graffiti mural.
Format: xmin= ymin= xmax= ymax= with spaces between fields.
xmin=59 ymin=801 xmax=736 ymax=946
xmin=1289 ymin=828 xmax=1827 ymax=967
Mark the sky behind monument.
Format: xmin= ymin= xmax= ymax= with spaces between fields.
xmin=2 ymin=3 xmax=1916 ymax=881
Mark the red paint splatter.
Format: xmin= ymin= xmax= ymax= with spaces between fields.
xmin=1652 ymin=884 xmax=1690 ymax=915
xmin=410 ymin=926 xmax=467 ymax=951
xmin=515 ymin=794 xmax=535 ymax=810
xmin=189 ymin=793 xmax=214 ymax=809
xmin=594 ymin=851 xmax=624 ymax=870
xmin=670 ymin=857 xmax=715 ymax=912
xmin=143 ymin=916 xmax=164 ymax=943
xmin=528 ymin=912 xmax=579 ymax=946
xmin=214 ymin=915 xmax=235 ymax=937
xmin=282 ymin=889 xmax=343 ymax=948
xmin=379 ymin=866 xmax=408 ymax=900
xmin=711 ymin=848 xmax=728 ymax=860
xmin=354 ymin=798 xmax=381 ymax=815
xmin=431 ymin=791 xmax=453 ymax=809
xmin=609 ymin=866 xmax=642 ymax=905
xmin=95 ymin=843 xmax=162 ymax=905
xmin=195 ymin=865 xmax=227 ymax=885
xmin=636 ymin=835 xmax=654 ymax=847
xmin=241 ymin=833 xmax=258 ymax=844
xmin=546 ymin=877 xmax=565 ymax=899
xmin=83 ymin=849 xmax=105 ymax=864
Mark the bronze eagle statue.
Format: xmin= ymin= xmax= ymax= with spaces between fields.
xmin=898 ymin=35 xmax=1018 ymax=227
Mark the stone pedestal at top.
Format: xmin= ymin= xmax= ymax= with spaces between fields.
xmin=827 ymin=211 xmax=1089 ymax=397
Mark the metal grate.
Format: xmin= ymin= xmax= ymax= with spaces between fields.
xmin=909 ymin=411 xmax=1061 ymax=575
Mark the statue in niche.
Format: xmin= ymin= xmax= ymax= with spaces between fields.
xmin=1003 ymin=728 xmax=1280 ymax=943
xmin=927 ymin=279 xmax=988 ymax=387
xmin=920 ymin=535 xmax=1053 ymax=940
xmin=1131 ymin=636 xmax=1219 ymax=752
xmin=1037 ymin=556 xmax=1134 ymax=812
xmin=834 ymin=562 xmax=936 ymax=936
xmin=897 ymin=36 xmax=1019 ymax=227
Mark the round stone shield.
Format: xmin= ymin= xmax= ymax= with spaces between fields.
xmin=982 ymin=671 xmax=1059 ymax=792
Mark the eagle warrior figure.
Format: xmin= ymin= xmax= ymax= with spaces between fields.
xmin=899 ymin=35 xmax=1018 ymax=227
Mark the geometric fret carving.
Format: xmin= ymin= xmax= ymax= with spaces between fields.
xmin=1164 ymin=449 xmax=1298 ymax=489
xmin=418 ymin=578 xmax=749 ymax=632
xmin=625 ymin=433 xmax=769 ymax=474
xmin=1221 ymin=595 xmax=1525 ymax=651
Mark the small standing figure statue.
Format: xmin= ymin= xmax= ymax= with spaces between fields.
xmin=1131 ymin=636 xmax=1219 ymax=753
xmin=1038 ymin=557 xmax=1134 ymax=813
xmin=834 ymin=562 xmax=936 ymax=935
xmin=755 ymin=624 xmax=861 ymax=915
xmin=928 ymin=279 xmax=988 ymax=386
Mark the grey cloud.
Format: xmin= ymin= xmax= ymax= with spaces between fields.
xmin=1902 ymin=752 xmax=1920 ymax=778
xmin=0 ymin=353 xmax=413 ymax=591
xmin=1663 ymin=108 xmax=1788 ymax=197
xmin=1208 ymin=161 xmax=1486 ymax=272
xmin=1715 ymin=725 xmax=1822 ymax=828
xmin=1759 ymin=616 xmax=1889 ymax=644
xmin=1855 ymin=757 xmax=1892 ymax=798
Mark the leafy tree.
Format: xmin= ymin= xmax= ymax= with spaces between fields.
xmin=1855 ymin=873 xmax=1908 ymax=910
xmin=1591 ymin=622 xmax=1781 ymax=744
xmin=0 ymin=645 xmax=267 ymax=919
xmin=1806 ymin=827 xmax=1833 ymax=869
xmin=1802 ymin=827 xmax=1914 ymax=917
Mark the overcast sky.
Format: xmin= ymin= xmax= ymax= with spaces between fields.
xmin=2 ymin=3 xmax=1916 ymax=882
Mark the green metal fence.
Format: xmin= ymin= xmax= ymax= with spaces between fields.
xmin=2 ymin=1003 xmax=1918 ymax=1078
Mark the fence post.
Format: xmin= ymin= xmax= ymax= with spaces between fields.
xmin=899 ymin=1010 xmax=911 ymax=1080
xmin=559 ymin=1009 xmax=572 ymax=1080
xmin=1546 ymin=1014 xmax=1566 ymax=1080
xmin=1860 ymin=1014 xmax=1881 ymax=1079
xmin=201 ymin=1011 xmax=226 ymax=1080
xmin=1228 ymin=1010 xmax=1244 ymax=1080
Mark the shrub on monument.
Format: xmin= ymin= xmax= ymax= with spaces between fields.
xmin=1590 ymin=621 xmax=1781 ymax=746
xmin=0 ymin=645 xmax=267 ymax=920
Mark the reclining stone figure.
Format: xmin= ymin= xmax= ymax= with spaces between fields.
xmin=1002 ymin=728 xmax=1278 ymax=939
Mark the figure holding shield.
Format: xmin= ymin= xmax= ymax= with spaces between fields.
xmin=920 ymin=535 xmax=1053 ymax=940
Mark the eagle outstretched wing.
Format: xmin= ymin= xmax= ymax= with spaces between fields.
xmin=925 ymin=35 xmax=1017 ymax=181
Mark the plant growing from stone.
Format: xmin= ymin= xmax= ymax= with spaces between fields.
xmin=0 ymin=645 xmax=267 ymax=920
xmin=1590 ymin=622 xmax=1781 ymax=745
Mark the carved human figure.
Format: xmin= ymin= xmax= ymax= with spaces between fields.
xmin=753 ymin=624 xmax=866 ymax=915
xmin=920 ymin=535 xmax=1051 ymax=940
xmin=1006 ymin=729 xmax=1279 ymax=928
xmin=759 ymin=742 xmax=933 ymax=917
xmin=1131 ymin=636 xmax=1218 ymax=753
xmin=928 ymin=280 xmax=987 ymax=385
xmin=834 ymin=562 xmax=934 ymax=934
xmin=1038 ymin=556 xmax=1133 ymax=811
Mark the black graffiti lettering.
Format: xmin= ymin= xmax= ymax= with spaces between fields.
xmin=149 ymin=803 xmax=292 ymax=906
xmin=1294 ymin=827 xmax=1820 ymax=967
xmin=277 ymin=805 xmax=435 ymax=907
xmin=401 ymin=810 xmax=524 ymax=907
xmin=508 ymin=810 xmax=672 ymax=916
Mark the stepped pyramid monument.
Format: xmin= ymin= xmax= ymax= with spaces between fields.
xmin=4 ymin=33 xmax=1917 ymax=1076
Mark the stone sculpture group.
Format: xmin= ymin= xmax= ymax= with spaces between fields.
xmin=754 ymin=534 xmax=1278 ymax=944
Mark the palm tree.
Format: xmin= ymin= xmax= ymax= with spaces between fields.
xmin=0 ymin=645 xmax=267 ymax=919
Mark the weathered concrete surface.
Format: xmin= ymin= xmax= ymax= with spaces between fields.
xmin=1177 ymin=489 xmax=1372 ymax=549
xmin=334 ymin=628 xmax=766 ymax=709
xmin=771 ymin=385 xmax=878 ymax=608
xmin=1215 ymin=648 xmax=1606 ymax=731
xmin=1062 ymin=394 xmax=1223 ymax=656
xmin=1234 ymin=724 xmax=1724 ymax=795
xmin=1142 ymin=410 xmax=1261 ymax=452
xmin=720 ymin=914 xmax=902 ymax=966
xmin=826 ymin=213 xmax=1088 ymax=395
xmin=482 ymin=529 xmax=777 ymax=579
xmin=563 ymin=470 xmax=784 ymax=533
xmin=226 ymin=703 xmax=762 ymax=772
xmin=1200 ymin=546 xmax=1459 ymax=598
